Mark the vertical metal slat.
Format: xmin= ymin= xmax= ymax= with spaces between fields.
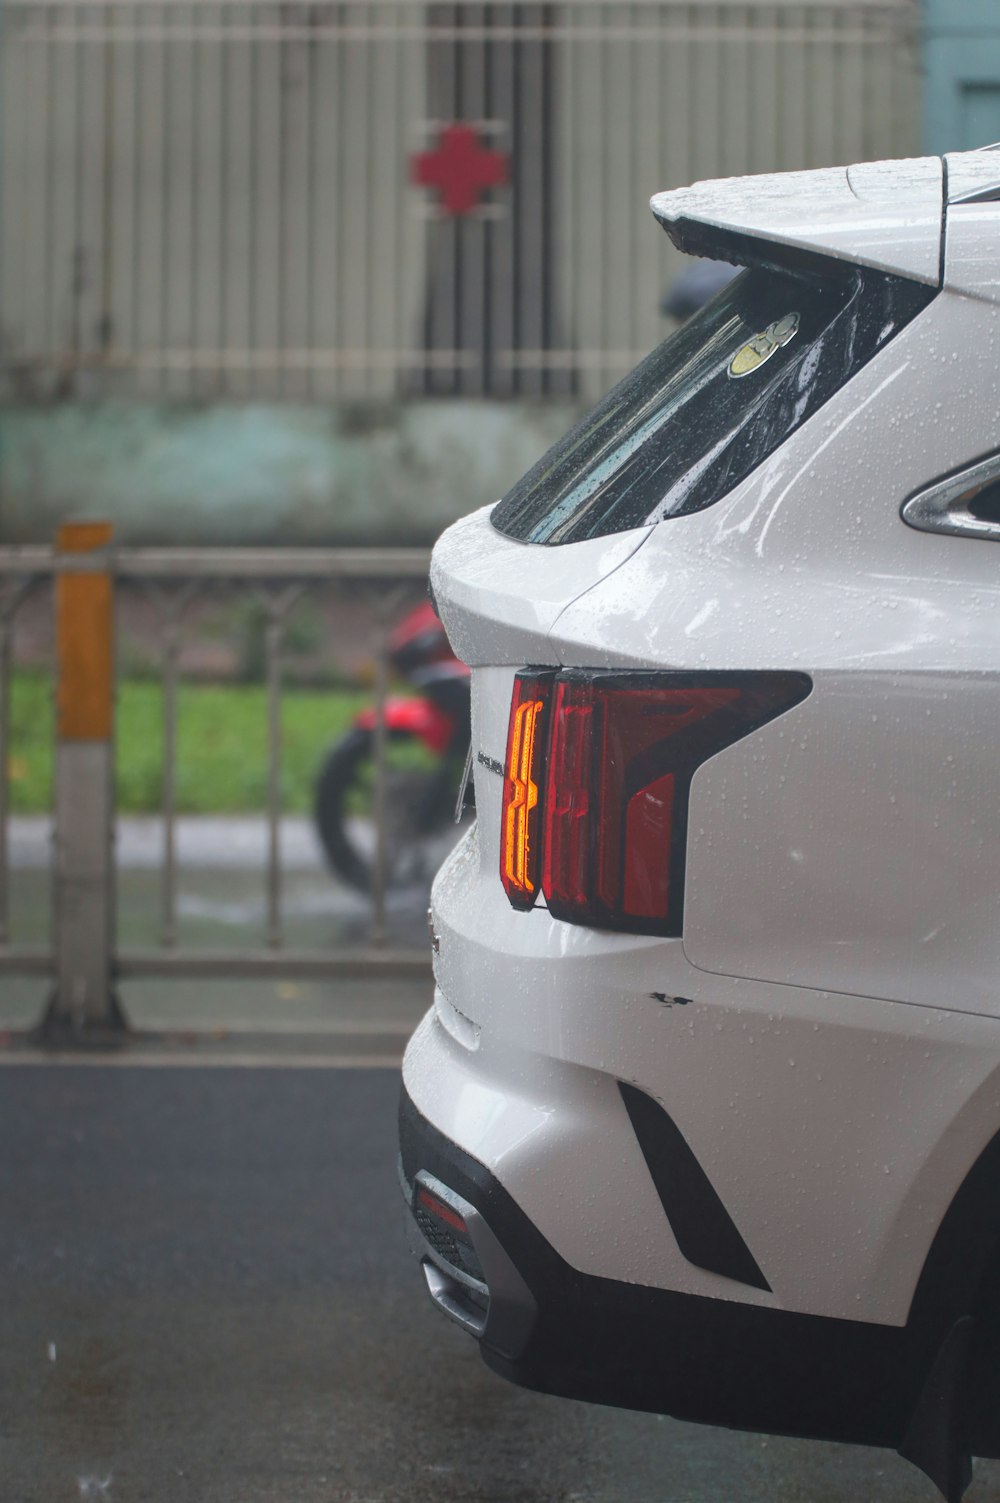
xmin=265 ymin=604 xmax=283 ymax=949
xmin=370 ymin=596 xmax=391 ymax=947
xmin=0 ymin=588 xmax=29 ymax=949
xmin=263 ymin=586 xmax=301 ymax=950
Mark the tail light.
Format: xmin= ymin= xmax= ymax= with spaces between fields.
xmin=501 ymin=669 xmax=810 ymax=936
xmin=500 ymin=671 xmax=554 ymax=907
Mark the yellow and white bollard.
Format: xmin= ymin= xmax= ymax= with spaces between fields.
xmin=45 ymin=522 xmax=125 ymax=1036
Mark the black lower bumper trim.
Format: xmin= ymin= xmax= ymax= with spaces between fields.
xmin=398 ymin=1086 xmax=996 ymax=1458
xmin=618 ymin=1079 xmax=771 ymax=1291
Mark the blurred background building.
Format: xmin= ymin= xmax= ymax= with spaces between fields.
xmin=0 ymin=0 xmax=995 ymax=546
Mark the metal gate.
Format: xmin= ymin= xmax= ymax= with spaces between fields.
xmin=1 ymin=0 xmax=921 ymax=405
xmin=0 ymin=535 xmax=435 ymax=1035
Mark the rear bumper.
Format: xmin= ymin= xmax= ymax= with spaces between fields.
xmin=399 ymin=1086 xmax=929 ymax=1451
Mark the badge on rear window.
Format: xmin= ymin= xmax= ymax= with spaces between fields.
xmin=728 ymin=311 xmax=800 ymax=379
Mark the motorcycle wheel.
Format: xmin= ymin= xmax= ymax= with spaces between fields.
xmin=314 ymin=725 xmax=465 ymax=893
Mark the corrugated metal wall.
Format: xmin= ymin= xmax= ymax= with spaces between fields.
xmin=0 ymin=0 xmax=921 ymax=405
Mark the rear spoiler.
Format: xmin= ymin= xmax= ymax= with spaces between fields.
xmin=651 ymin=156 xmax=943 ymax=286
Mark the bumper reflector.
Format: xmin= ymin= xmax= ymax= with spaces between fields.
xmin=412 ymin=1174 xmax=487 ymax=1291
xmin=417 ymin=1185 xmax=469 ymax=1238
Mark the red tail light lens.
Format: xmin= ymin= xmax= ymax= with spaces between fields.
xmin=502 ymin=670 xmax=810 ymax=935
xmin=500 ymin=671 xmax=554 ymax=908
xmin=543 ymin=675 xmax=743 ymax=932
xmin=539 ymin=677 xmax=593 ymax=913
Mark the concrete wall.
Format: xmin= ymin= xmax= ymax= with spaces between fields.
xmin=0 ymin=399 xmax=580 ymax=545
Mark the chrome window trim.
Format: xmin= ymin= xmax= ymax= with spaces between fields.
xmin=901 ymin=453 xmax=1000 ymax=542
xmin=948 ymin=183 xmax=1000 ymax=205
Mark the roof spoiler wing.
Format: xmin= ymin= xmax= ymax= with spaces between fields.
xmin=651 ymin=157 xmax=944 ymax=287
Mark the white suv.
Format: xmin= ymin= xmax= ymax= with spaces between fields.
xmin=400 ymin=147 xmax=1000 ymax=1503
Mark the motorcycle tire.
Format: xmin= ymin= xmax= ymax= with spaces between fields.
xmin=313 ymin=725 xmax=463 ymax=893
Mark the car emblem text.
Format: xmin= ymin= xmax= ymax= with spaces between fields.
xmin=728 ymin=311 xmax=800 ymax=379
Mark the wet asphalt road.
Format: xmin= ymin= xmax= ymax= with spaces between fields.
xmin=3 ymin=1064 xmax=1000 ymax=1503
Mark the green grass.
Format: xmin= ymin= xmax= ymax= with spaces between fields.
xmin=6 ymin=672 xmax=369 ymax=814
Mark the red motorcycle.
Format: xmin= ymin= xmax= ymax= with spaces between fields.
xmin=314 ymin=601 xmax=472 ymax=891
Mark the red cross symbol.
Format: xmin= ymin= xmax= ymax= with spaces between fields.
xmin=411 ymin=123 xmax=509 ymax=217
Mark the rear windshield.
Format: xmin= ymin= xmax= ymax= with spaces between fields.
xmin=491 ymin=260 xmax=934 ymax=545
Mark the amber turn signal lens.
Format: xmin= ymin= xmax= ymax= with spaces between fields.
xmin=500 ymin=672 xmax=552 ymax=908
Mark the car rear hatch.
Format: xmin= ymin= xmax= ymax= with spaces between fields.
xmin=435 ymin=153 xmax=944 ymax=664
xmin=432 ymin=155 xmax=944 ymax=901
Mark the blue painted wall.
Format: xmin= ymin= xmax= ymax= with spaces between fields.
xmin=924 ymin=0 xmax=1000 ymax=153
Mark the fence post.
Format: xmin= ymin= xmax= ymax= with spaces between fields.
xmin=44 ymin=522 xmax=125 ymax=1038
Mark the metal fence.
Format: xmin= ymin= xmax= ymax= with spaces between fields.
xmin=1 ymin=0 xmax=921 ymax=404
xmin=0 ymin=540 xmax=436 ymax=1033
